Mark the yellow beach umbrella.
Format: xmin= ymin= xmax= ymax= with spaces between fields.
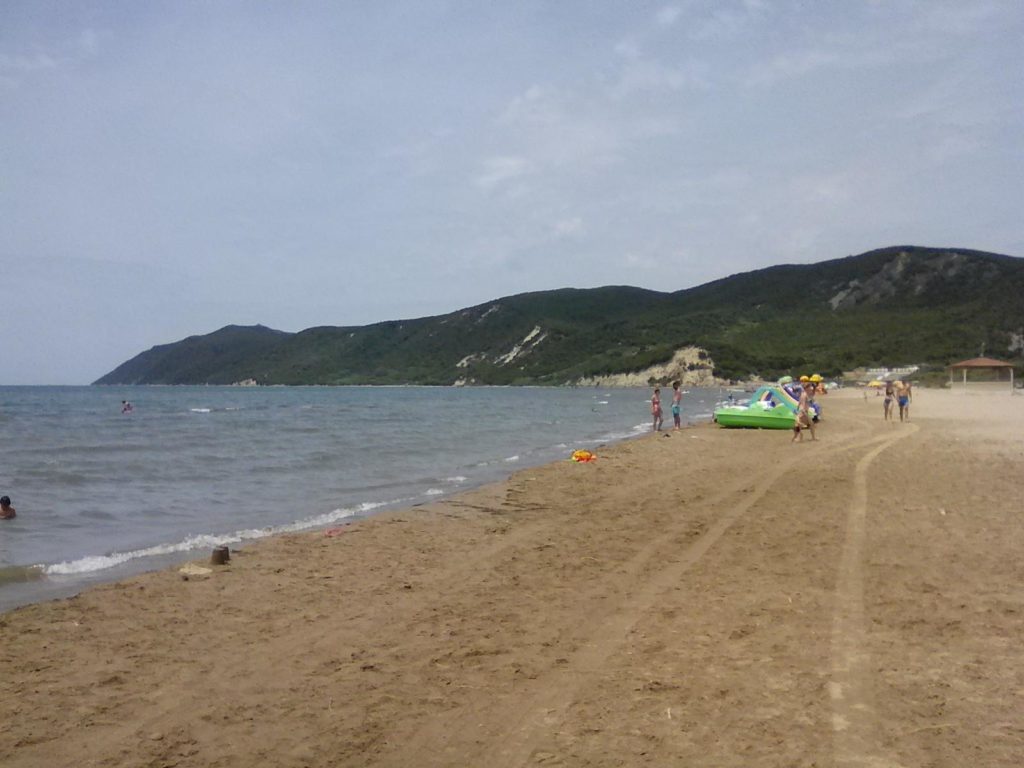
xmin=810 ymin=373 xmax=823 ymax=383
xmin=867 ymin=380 xmax=883 ymax=387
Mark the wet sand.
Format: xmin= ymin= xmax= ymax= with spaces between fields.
xmin=1 ymin=389 xmax=1022 ymax=767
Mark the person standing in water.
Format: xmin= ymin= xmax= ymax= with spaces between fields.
xmin=0 ymin=496 xmax=15 ymax=519
xmin=651 ymin=387 xmax=663 ymax=432
xmin=671 ymin=381 xmax=683 ymax=431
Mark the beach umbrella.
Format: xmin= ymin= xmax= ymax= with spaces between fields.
xmin=867 ymin=380 xmax=883 ymax=387
xmin=778 ymin=375 xmax=793 ymax=384
xmin=810 ymin=373 xmax=823 ymax=382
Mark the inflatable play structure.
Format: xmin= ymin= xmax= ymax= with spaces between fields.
xmin=713 ymin=380 xmax=821 ymax=430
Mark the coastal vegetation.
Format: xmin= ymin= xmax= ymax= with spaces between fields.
xmin=95 ymin=246 xmax=1024 ymax=386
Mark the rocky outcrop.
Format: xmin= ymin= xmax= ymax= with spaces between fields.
xmin=574 ymin=347 xmax=725 ymax=387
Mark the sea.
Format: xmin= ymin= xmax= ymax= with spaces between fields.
xmin=0 ymin=385 xmax=723 ymax=612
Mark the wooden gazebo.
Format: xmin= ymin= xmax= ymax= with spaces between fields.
xmin=947 ymin=357 xmax=1016 ymax=393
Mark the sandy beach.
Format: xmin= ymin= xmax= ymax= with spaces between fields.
xmin=1 ymin=388 xmax=1022 ymax=767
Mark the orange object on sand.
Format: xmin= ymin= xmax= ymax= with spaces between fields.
xmin=571 ymin=449 xmax=596 ymax=463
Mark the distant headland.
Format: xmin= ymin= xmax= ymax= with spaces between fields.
xmin=94 ymin=246 xmax=1024 ymax=387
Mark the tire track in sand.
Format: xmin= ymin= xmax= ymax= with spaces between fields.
xmin=480 ymin=428 xmax=911 ymax=768
xmin=829 ymin=423 xmax=918 ymax=768
xmin=390 ymin=426 xmax=897 ymax=767
xmin=388 ymin=439 xmax=807 ymax=767
xmin=479 ymin=441 xmax=819 ymax=768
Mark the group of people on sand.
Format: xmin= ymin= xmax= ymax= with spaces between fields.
xmin=882 ymin=380 xmax=912 ymax=422
xmin=650 ymin=381 xmax=685 ymax=432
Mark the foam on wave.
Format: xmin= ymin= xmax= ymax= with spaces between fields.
xmin=42 ymin=500 xmax=393 ymax=576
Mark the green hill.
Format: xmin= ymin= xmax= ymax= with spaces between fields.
xmin=94 ymin=246 xmax=1024 ymax=385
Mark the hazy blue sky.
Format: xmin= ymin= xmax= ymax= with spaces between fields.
xmin=2 ymin=1 xmax=1022 ymax=384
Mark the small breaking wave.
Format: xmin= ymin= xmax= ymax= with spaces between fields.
xmin=0 ymin=565 xmax=45 ymax=586
xmin=42 ymin=500 xmax=392 ymax=576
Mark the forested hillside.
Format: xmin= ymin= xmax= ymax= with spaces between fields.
xmin=95 ymin=246 xmax=1024 ymax=385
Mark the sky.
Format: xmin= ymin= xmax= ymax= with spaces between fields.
xmin=2 ymin=1 xmax=1022 ymax=384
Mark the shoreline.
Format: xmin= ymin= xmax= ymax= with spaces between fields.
xmin=1 ymin=390 xmax=1022 ymax=766
xmin=2 ymin=384 xmax=705 ymax=614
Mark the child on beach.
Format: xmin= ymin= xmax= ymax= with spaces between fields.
xmin=0 ymin=496 xmax=15 ymax=519
xmin=651 ymin=387 xmax=663 ymax=432
xmin=671 ymin=381 xmax=683 ymax=430
xmin=791 ymin=387 xmax=816 ymax=443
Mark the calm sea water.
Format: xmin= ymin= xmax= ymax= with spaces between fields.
xmin=0 ymin=385 xmax=721 ymax=611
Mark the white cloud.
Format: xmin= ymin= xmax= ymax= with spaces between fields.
xmin=925 ymin=132 xmax=984 ymax=164
xmin=793 ymin=172 xmax=855 ymax=206
xmin=611 ymin=59 xmax=707 ymax=97
xmin=1 ymin=2 xmax=1021 ymax=382
xmin=920 ymin=1 xmax=1004 ymax=35
xmin=775 ymin=226 xmax=822 ymax=261
xmin=553 ymin=217 xmax=584 ymax=237
xmin=707 ymin=168 xmax=753 ymax=191
xmin=382 ymin=129 xmax=453 ymax=177
xmin=895 ymin=73 xmax=998 ymax=129
xmin=656 ymin=6 xmax=683 ymax=28
xmin=614 ymin=38 xmax=642 ymax=60
xmin=0 ymin=52 xmax=57 ymax=72
xmin=494 ymin=85 xmax=625 ymax=172
xmin=476 ymin=155 xmax=533 ymax=189
xmin=687 ymin=6 xmax=757 ymax=41
xmin=498 ymin=84 xmax=560 ymax=126
xmin=624 ymin=251 xmax=656 ymax=268
xmin=79 ymin=29 xmax=100 ymax=56
xmin=745 ymin=49 xmax=839 ymax=87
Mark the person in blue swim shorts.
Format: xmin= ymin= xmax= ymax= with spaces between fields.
xmin=896 ymin=380 xmax=912 ymax=422
xmin=671 ymin=380 xmax=683 ymax=430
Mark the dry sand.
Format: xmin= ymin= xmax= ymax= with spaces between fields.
xmin=1 ymin=389 xmax=1022 ymax=767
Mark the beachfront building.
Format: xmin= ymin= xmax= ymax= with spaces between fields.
xmin=862 ymin=365 xmax=919 ymax=382
xmin=947 ymin=357 xmax=1017 ymax=394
